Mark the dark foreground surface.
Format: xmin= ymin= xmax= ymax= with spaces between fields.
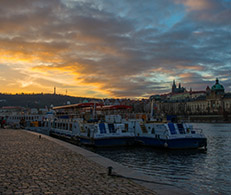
xmin=0 ymin=129 xmax=155 ymax=194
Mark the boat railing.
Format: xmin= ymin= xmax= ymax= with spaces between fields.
xmin=191 ymin=128 xmax=203 ymax=134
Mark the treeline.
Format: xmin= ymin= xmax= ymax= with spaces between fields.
xmin=0 ymin=93 xmax=99 ymax=108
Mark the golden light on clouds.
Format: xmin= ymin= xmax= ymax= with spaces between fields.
xmin=175 ymin=0 xmax=215 ymax=11
xmin=0 ymin=0 xmax=229 ymax=98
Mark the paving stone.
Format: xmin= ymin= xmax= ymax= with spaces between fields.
xmin=0 ymin=129 xmax=156 ymax=194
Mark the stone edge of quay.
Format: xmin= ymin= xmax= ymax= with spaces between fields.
xmin=24 ymin=130 xmax=193 ymax=195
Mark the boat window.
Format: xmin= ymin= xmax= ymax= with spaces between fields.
xmin=168 ymin=123 xmax=177 ymax=134
xmin=155 ymin=134 xmax=160 ymax=139
xmin=108 ymin=124 xmax=116 ymax=133
xmin=80 ymin=125 xmax=86 ymax=133
xmin=140 ymin=124 xmax=148 ymax=133
xmin=122 ymin=124 xmax=128 ymax=132
xmin=99 ymin=123 xmax=106 ymax=134
xmin=70 ymin=124 xmax=72 ymax=131
xmin=177 ymin=124 xmax=185 ymax=134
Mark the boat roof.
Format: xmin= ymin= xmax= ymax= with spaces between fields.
xmin=53 ymin=103 xmax=132 ymax=110
xmin=102 ymin=105 xmax=132 ymax=110
xmin=53 ymin=102 xmax=104 ymax=110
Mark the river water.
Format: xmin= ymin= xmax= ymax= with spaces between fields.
xmin=92 ymin=123 xmax=231 ymax=194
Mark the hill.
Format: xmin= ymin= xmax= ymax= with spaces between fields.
xmin=0 ymin=93 xmax=99 ymax=108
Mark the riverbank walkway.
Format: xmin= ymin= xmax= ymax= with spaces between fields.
xmin=0 ymin=129 xmax=190 ymax=194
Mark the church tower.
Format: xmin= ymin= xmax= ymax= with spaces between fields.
xmin=172 ymin=80 xmax=176 ymax=93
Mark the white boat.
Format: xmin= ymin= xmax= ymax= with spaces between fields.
xmin=78 ymin=115 xmax=135 ymax=147
xmin=7 ymin=114 xmax=45 ymax=129
xmin=133 ymin=120 xmax=207 ymax=149
xmin=134 ymin=94 xmax=207 ymax=149
xmin=47 ymin=114 xmax=135 ymax=147
xmin=24 ymin=102 xmax=207 ymax=149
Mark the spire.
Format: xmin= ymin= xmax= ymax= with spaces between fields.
xmin=172 ymin=80 xmax=176 ymax=93
xmin=216 ymin=78 xmax=219 ymax=84
xmin=172 ymin=80 xmax=176 ymax=87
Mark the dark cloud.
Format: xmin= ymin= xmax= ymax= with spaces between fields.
xmin=0 ymin=0 xmax=230 ymax=97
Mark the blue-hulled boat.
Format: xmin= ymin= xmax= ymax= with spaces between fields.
xmin=78 ymin=115 xmax=135 ymax=147
xmin=133 ymin=120 xmax=207 ymax=149
xmin=27 ymin=101 xmax=207 ymax=149
xmin=46 ymin=115 xmax=135 ymax=147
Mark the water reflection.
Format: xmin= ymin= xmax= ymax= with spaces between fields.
xmin=90 ymin=123 xmax=231 ymax=194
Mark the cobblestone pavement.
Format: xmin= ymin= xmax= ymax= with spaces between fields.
xmin=0 ymin=129 xmax=156 ymax=194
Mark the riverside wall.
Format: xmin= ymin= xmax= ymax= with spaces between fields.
xmin=177 ymin=114 xmax=231 ymax=123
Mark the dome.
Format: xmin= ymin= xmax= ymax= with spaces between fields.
xmin=211 ymin=78 xmax=224 ymax=92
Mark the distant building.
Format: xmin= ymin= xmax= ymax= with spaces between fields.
xmin=172 ymin=80 xmax=186 ymax=94
xmin=0 ymin=106 xmax=25 ymax=118
xmin=150 ymin=78 xmax=231 ymax=117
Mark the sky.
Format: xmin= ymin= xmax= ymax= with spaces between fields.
xmin=0 ymin=0 xmax=230 ymax=98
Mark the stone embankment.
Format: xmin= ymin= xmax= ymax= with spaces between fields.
xmin=0 ymin=129 xmax=155 ymax=194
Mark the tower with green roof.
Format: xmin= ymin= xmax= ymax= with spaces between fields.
xmin=211 ymin=78 xmax=225 ymax=95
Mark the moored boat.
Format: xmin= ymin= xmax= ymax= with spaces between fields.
xmin=48 ymin=114 xmax=135 ymax=147
xmin=78 ymin=115 xmax=135 ymax=147
xmin=134 ymin=120 xmax=207 ymax=149
xmin=23 ymin=100 xmax=207 ymax=149
xmin=46 ymin=103 xmax=136 ymax=147
xmin=135 ymin=94 xmax=208 ymax=149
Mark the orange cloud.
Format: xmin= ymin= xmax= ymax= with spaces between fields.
xmin=175 ymin=0 xmax=216 ymax=11
xmin=0 ymin=45 xmax=63 ymax=66
xmin=176 ymin=65 xmax=204 ymax=70
xmin=31 ymin=63 xmax=113 ymax=97
xmin=178 ymin=72 xmax=197 ymax=82
xmin=149 ymin=67 xmax=175 ymax=74
xmin=32 ymin=62 xmax=86 ymax=76
xmin=179 ymin=73 xmax=194 ymax=78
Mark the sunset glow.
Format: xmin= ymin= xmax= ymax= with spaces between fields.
xmin=0 ymin=0 xmax=230 ymax=98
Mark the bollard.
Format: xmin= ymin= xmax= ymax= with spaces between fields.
xmin=107 ymin=166 xmax=113 ymax=176
xmin=39 ymin=135 xmax=41 ymax=139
